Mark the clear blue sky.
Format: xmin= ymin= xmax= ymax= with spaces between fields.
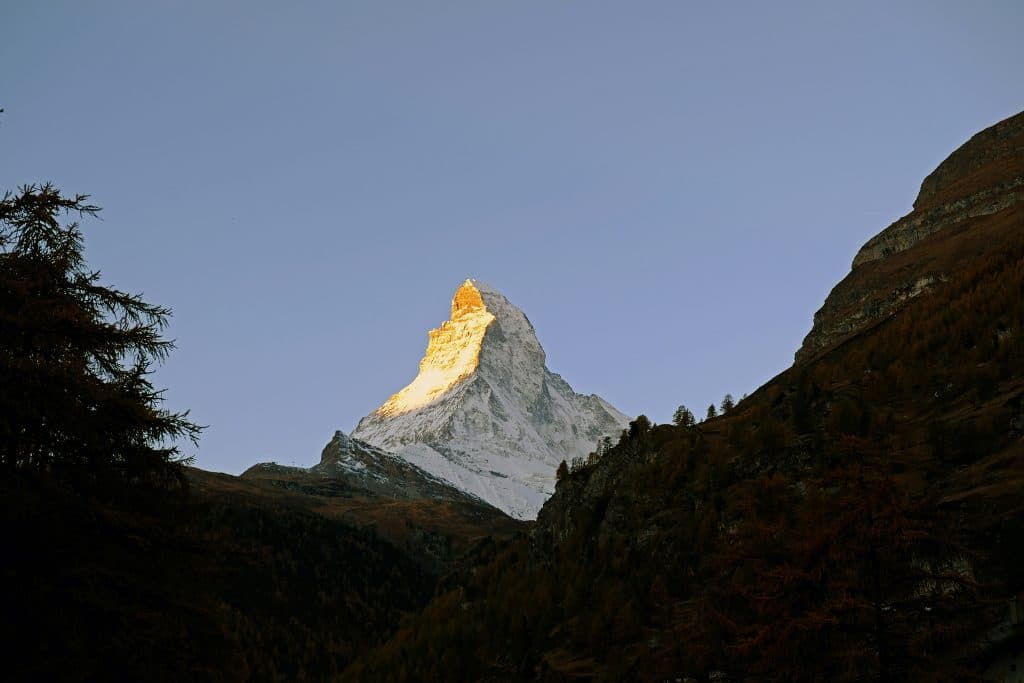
xmin=3 ymin=2 xmax=1022 ymax=473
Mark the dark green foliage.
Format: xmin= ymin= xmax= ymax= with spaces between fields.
xmin=0 ymin=184 xmax=199 ymax=485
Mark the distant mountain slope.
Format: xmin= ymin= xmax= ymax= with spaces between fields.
xmin=242 ymin=430 xmax=487 ymax=504
xmin=344 ymin=111 xmax=1024 ymax=682
xmin=352 ymin=279 xmax=629 ymax=519
xmin=222 ymin=431 xmax=524 ymax=574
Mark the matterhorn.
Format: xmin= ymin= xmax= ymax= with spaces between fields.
xmin=351 ymin=279 xmax=628 ymax=519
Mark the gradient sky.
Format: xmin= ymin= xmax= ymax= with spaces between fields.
xmin=3 ymin=2 xmax=1022 ymax=474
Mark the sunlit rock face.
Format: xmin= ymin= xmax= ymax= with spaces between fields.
xmin=352 ymin=279 xmax=628 ymax=520
xmin=374 ymin=281 xmax=496 ymax=417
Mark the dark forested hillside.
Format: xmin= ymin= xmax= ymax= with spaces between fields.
xmin=2 ymin=454 xmax=524 ymax=682
xmin=0 ymin=471 xmax=440 ymax=682
xmin=342 ymin=113 xmax=1024 ymax=682
xmin=228 ymin=431 xmax=525 ymax=575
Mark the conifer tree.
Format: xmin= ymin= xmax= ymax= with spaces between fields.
xmin=673 ymin=405 xmax=696 ymax=427
xmin=720 ymin=394 xmax=735 ymax=413
xmin=555 ymin=460 xmax=569 ymax=481
xmin=628 ymin=415 xmax=652 ymax=439
xmin=0 ymin=184 xmax=200 ymax=485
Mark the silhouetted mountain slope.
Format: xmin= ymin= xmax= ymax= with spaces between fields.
xmin=0 ymin=472 xmax=435 ymax=683
xmin=343 ymin=111 xmax=1024 ymax=682
xmin=2 ymin=455 xmax=524 ymax=682
xmin=210 ymin=433 xmax=525 ymax=574
xmin=798 ymin=110 xmax=1024 ymax=362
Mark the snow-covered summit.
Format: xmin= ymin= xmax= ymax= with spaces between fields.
xmin=352 ymin=279 xmax=629 ymax=519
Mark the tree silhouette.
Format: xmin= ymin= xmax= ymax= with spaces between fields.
xmin=0 ymin=184 xmax=200 ymax=485
xmin=673 ymin=405 xmax=696 ymax=427
xmin=628 ymin=414 xmax=652 ymax=439
xmin=555 ymin=460 xmax=569 ymax=481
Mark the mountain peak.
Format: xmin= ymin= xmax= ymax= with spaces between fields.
xmin=352 ymin=279 xmax=629 ymax=519
xmin=451 ymin=278 xmax=486 ymax=319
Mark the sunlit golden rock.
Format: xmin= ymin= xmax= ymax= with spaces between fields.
xmin=450 ymin=278 xmax=487 ymax=318
xmin=374 ymin=280 xmax=495 ymax=417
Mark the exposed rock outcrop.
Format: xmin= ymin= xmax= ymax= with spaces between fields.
xmin=241 ymin=430 xmax=481 ymax=503
xmin=797 ymin=111 xmax=1024 ymax=362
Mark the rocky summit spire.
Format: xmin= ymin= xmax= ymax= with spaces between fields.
xmin=352 ymin=279 xmax=628 ymax=519
xmin=373 ymin=280 xmax=496 ymax=418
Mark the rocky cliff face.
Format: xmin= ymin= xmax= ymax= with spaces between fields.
xmin=352 ymin=279 xmax=629 ymax=520
xmin=797 ymin=111 xmax=1024 ymax=362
